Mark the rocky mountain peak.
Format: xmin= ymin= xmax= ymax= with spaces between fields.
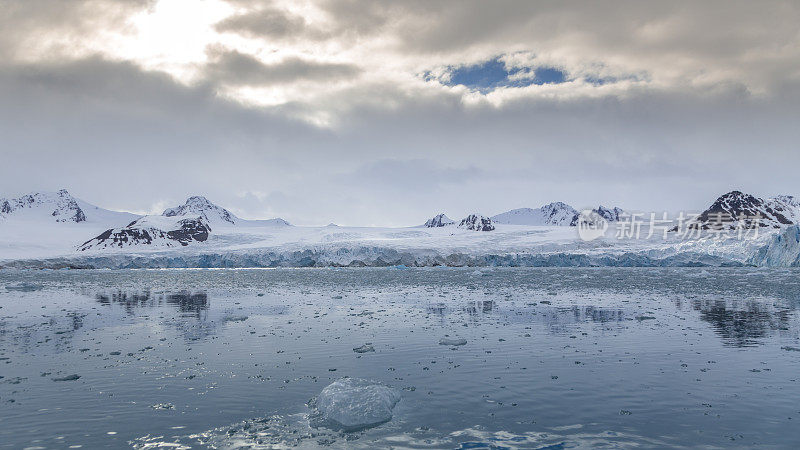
xmin=458 ymin=214 xmax=495 ymax=231
xmin=568 ymin=205 xmax=624 ymax=226
xmin=0 ymin=189 xmax=86 ymax=223
xmin=688 ymin=190 xmax=795 ymax=230
xmin=424 ymin=213 xmax=455 ymax=228
xmin=163 ymin=196 xmax=236 ymax=225
xmin=492 ymin=202 xmax=578 ymax=226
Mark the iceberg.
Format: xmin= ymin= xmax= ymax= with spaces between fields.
xmin=309 ymin=378 xmax=401 ymax=431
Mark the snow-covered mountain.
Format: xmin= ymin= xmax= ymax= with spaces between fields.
xmin=0 ymin=189 xmax=86 ymax=222
xmin=0 ymin=189 xmax=138 ymax=225
xmin=491 ymin=203 xmax=623 ymax=227
xmin=0 ymin=190 xmax=140 ymax=260
xmin=7 ymin=187 xmax=800 ymax=268
xmin=570 ymin=205 xmax=625 ymax=227
xmin=248 ymin=217 xmax=292 ymax=227
xmin=424 ymin=213 xmax=455 ymax=228
xmin=163 ymin=195 xmax=291 ymax=228
xmin=163 ymin=196 xmax=237 ymax=225
xmin=458 ymin=214 xmax=495 ymax=231
xmin=686 ymin=191 xmax=797 ymax=230
xmin=594 ymin=205 xmax=624 ymax=222
xmin=79 ymin=215 xmax=211 ymax=251
xmin=770 ymin=195 xmax=800 ymax=223
xmin=78 ymin=195 xmax=291 ymax=251
xmin=568 ymin=205 xmax=624 ymax=226
xmin=491 ymin=202 xmax=578 ymax=226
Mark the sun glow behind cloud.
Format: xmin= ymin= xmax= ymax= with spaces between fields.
xmin=106 ymin=0 xmax=234 ymax=80
xmin=1 ymin=0 xmax=799 ymax=224
xmin=42 ymin=0 xmax=668 ymax=124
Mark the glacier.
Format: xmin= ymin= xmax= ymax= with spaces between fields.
xmin=2 ymin=223 xmax=798 ymax=269
xmin=3 ymin=190 xmax=800 ymax=269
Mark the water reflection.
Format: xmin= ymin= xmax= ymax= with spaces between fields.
xmin=165 ymin=291 xmax=209 ymax=318
xmin=426 ymin=299 xmax=627 ymax=334
xmin=96 ymin=290 xmax=209 ymax=319
xmin=427 ymin=295 xmax=800 ymax=347
xmin=464 ymin=300 xmax=495 ymax=315
xmin=0 ymin=310 xmax=87 ymax=353
xmin=690 ymin=298 xmax=797 ymax=347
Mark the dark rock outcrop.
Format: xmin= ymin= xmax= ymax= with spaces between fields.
xmin=78 ymin=217 xmax=211 ymax=251
xmin=569 ymin=205 xmax=623 ymax=226
xmin=458 ymin=214 xmax=495 ymax=231
xmin=686 ymin=191 xmax=796 ymax=230
xmin=424 ymin=213 xmax=454 ymax=227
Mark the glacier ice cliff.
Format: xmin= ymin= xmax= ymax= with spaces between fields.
xmin=747 ymin=225 xmax=800 ymax=267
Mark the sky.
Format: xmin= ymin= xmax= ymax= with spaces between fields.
xmin=0 ymin=0 xmax=799 ymax=226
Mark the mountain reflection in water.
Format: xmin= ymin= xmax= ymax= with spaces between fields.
xmin=96 ymin=290 xmax=209 ymax=318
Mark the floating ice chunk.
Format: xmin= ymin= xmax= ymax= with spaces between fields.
xmin=52 ymin=374 xmax=80 ymax=381
xmin=222 ymin=315 xmax=248 ymax=323
xmin=5 ymin=283 xmax=43 ymax=292
xmin=309 ymin=378 xmax=401 ymax=431
xmin=151 ymin=403 xmax=175 ymax=410
xmin=353 ymin=344 xmax=375 ymax=353
xmin=439 ymin=337 xmax=467 ymax=346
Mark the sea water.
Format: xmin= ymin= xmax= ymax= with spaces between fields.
xmin=1 ymin=267 xmax=799 ymax=448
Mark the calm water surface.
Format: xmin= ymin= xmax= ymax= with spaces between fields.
xmin=1 ymin=268 xmax=800 ymax=448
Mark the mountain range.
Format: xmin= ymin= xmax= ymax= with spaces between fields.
xmin=684 ymin=191 xmax=800 ymax=230
xmin=2 ymin=189 xmax=800 ymax=268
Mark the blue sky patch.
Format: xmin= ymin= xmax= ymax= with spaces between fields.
xmin=440 ymin=56 xmax=568 ymax=92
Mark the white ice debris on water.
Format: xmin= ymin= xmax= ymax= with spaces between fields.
xmin=439 ymin=337 xmax=468 ymax=346
xmin=309 ymin=378 xmax=401 ymax=431
xmin=353 ymin=344 xmax=375 ymax=353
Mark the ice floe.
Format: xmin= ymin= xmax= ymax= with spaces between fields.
xmin=309 ymin=378 xmax=401 ymax=431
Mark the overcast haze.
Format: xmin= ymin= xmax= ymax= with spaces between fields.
xmin=1 ymin=0 xmax=799 ymax=226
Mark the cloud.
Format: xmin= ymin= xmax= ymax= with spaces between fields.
xmin=0 ymin=0 xmax=152 ymax=61
xmin=344 ymin=159 xmax=485 ymax=190
xmin=204 ymin=48 xmax=360 ymax=87
xmin=0 ymin=1 xmax=799 ymax=225
xmin=215 ymin=6 xmax=309 ymax=40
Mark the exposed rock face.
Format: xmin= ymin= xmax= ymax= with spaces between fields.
xmin=770 ymin=195 xmax=800 ymax=223
xmin=163 ymin=196 xmax=236 ymax=225
xmin=166 ymin=218 xmax=211 ymax=243
xmin=424 ymin=213 xmax=454 ymax=227
xmin=0 ymin=189 xmax=86 ymax=222
xmin=569 ymin=205 xmax=624 ymax=226
xmin=594 ymin=205 xmax=624 ymax=222
xmin=687 ymin=191 xmax=795 ymax=230
xmin=78 ymin=217 xmax=211 ymax=251
xmin=492 ymin=202 xmax=578 ymax=226
xmin=458 ymin=214 xmax=495 ymax=231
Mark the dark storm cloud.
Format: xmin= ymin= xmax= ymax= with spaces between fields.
xmin=204 ymin=48 xmax=360 ymax=86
